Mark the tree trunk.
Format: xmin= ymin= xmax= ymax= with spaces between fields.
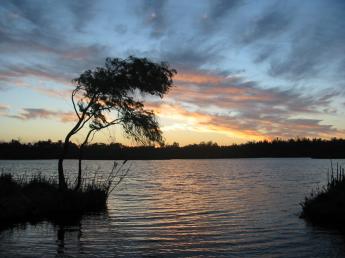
xmin=58 ymin=126 xmax=80 ymax=190
xmin=58 ymin=135 xmax=71 ymax=190
xmin=58 ymin=158 xmax=66 ymax=190
xmin=75 ymin=129 xmax=95 ymax=191
xmin=58 ymin=93 xmax=95 ymax=191
xmin=75 ymin=147 xmax=83 ymax=191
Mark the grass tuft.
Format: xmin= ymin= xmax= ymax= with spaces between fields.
xmin=0 ymin=160 xmax=129 ymax=228
xmin=300 ymin=162 xmax=345 ymax=226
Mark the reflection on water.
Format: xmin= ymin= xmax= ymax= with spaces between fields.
xmin=0 ymin=159 xmax=345 ymax=257
xmin=56 ymin=221 xmax=82 ymax=256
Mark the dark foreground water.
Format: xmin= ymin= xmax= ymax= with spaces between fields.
xmin=0 ymin=158 xmax=345 ymax=257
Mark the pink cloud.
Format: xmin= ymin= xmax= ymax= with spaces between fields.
xmin=8 ymin=108 xmax=76 ymax=123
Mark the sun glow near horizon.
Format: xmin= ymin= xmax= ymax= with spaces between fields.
xmin=0 ymin=0 xmax=345 ymax=145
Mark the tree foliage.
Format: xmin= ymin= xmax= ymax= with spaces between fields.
xmin=72 ymin=56 xmax=176 ymax=143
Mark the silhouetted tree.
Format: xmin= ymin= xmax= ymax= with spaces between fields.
xmin=58 ymin=56 xmax=176 ymax=190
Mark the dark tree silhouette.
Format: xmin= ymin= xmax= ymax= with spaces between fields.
xmin=2 ymin=138 xmax=345 ymax=160
xmin=58 ymin=56 xmax=176 ymax=190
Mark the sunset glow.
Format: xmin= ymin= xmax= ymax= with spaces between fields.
xmin=0 ymin=0 xmax=344 ymax=145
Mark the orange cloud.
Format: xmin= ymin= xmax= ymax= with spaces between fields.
xmin=174 ymin=71 xmax=223 ymax=85
xmin=146 ymin=101 xmax=344 ymax=144
xmin=149 ymin=103 xmax=265 ymax=142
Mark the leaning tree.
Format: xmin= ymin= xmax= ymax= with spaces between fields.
xmin=58 ymin=56 xmax=176 ymax=190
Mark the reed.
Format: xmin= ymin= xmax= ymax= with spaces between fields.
xmin=300 ymin=162 xmax=345 ymax=225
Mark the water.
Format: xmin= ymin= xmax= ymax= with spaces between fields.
xmin=0 ymin=158 xmax=345 ymax=257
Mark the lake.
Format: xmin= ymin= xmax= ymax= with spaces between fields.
xmin=0 ymin=158 xmax=344 ymax=257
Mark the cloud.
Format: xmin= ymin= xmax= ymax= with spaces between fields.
xmin=206 ymin=115 xmax=340 ymax=139
xmin=174 ymin=71 xmax=224 ymax=85
xmin=32 ymin=87 xmax=72 ymax=99
xmin=140 ymin=0 xmax=167 ymax=38
xmin=66 ymin=0 xmax=97 ymax=31
xmin=0 ymin=104 xmax=9 ymax=110
xmin=1 ymin=0 xmax=96 ymax=32
xmin=209 ymin=0 xmax=242 ymax=19
xmin=240 ymin=9 xmax=290 ymax=45
xmin=0 ymin=104 xmax=9 ymax=115
xmin=8 ymin=108 xmax=75 ymax=122
xmin=201 ymin=0 xmax=243 ymax=32
xmin=0 ymin=75 xmax=72 ymax=99
xmin=238 ymin=1 xmax=345 ymax=82
xmin=0 ymin=0 xmax=108 ymax=90
xmin=163 ymin=49 xmax=216 ymax=69
xmin=153 ymin=102 xmax=343 ymax=141
xmin=170 ymin=70 xmax=338 ymax=114
xmin=0 ymin=66 xmax=71 ymax=85
xmin=114 ymin=24 xmax=127 ymax=34
xmin=147 ymin=69 xmax=344 ymax=140
xmin=159 ymin=39 xmax=222 ymax=70
xmin=0 ymin=0 xmax=344 ymax=143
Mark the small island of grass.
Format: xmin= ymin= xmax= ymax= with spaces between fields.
xmin=300 ymin=164 xmax=345 ymax=228
xmin=0 ymin=173 xmax=109 ymax=228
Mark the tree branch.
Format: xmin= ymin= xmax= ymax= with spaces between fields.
xmin=74 ymin=113 xmax=95 ymax=134
xmin=71 ymin=93 xmax=98 ymax=135
xmin=81 ymin=128 xmax=96 ymax=147
xmin=72 ymin=88 xmax=81 ymax=120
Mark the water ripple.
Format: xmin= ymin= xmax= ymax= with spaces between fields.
xmin=1 ymin=159 xmax=345 ymax=257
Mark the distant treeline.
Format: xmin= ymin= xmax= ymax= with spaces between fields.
xmin=0 ymin=138 xmax=344 ymax=159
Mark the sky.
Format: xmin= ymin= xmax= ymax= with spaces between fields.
xmin=0 ymin=0 xmax=344 ymax=146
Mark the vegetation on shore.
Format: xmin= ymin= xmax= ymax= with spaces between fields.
xmin=300 ymin=163 xmax=345 ymax=227
xmin=1 ymin=138 xmax=345 ymax=160
xmin=0 ymin=161 xmax=128 ymax=229
xmin=0 ymin=173 xmax=106 ymax=228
